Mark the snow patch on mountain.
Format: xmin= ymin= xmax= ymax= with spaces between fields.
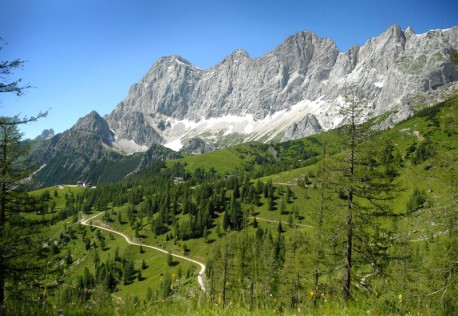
xmin=162 ymin=98 xmax=327 ymax=150
xmin=113 ymin=139 xmax=149 ymax=154
xmin=164 ymin=139 xmax=183 ymax=152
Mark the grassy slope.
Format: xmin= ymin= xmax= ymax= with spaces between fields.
xmin=29 ymin=187 xmax=198 ymax=307
xmin=168 ymin=146 xmax=247 ymax=174
xmin=29 ymin=95 xmax=458 ymax=314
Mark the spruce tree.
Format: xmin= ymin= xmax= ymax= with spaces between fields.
xmin=167 ymin=250 xmax=173 ymax=266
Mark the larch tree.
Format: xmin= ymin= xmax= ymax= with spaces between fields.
xmin=322 ymin=93 xmax=401 ymax=304
xmin=311 ymin=138 xmax=335 ymax=305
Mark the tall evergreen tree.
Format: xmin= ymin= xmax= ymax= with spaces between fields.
xmin=0 ymin=41 xmax=47 ymax=308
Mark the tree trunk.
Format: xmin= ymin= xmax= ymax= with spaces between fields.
xmin=222 ymin=233 xmax=229 ymax=308
xmin=249 ymin=280 xmax=254 ymax=312
xmin=0 ymin=271 xmax=4 ymax=309
xmin=343 ymin=211 xmax=353 ymax=302
xmin=0 ymin=132 xmax=7 ymax=308
xmin=343 ymin=112 xmax=356 ymax=303
xmin=313 ymin=269 xmax=319 ymax=306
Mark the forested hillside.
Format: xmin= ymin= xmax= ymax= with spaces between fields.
xmin=3 ymin=95 xmax=457 ymax=315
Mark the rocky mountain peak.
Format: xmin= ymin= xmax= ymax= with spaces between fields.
xmin=75 ymin=110 xmax=104 ymax=128
xmin=103 ymin=24 xmax=458 ymax=153
xmin=161 ymin=55 xmax=195 ymax=68
xmin=220 ymin=49 xmax=251 ymax=64
xmin=35 ymin=110 xmax=120 ymax=185
xmin=405 ymin=26 xmax=415 ymax=38
xmin=230 ymin=48 xmax=250 ymax=59
xmin=386 ymin=24 xmax=405 ymax=38
xmin=268 ymin=30 xmax=338 ymax=61
xmin=74 ymin=111 xmax=114 ymax=146
xmin=153 ymin=55 xmax=197 ymax=71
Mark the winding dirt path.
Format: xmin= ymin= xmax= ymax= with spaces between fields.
xmin=81 ymin=212 xmax=206 ymax=293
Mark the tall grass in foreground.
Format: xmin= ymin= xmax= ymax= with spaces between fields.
xmin=2 ymin=294 xmax=447 ymax=316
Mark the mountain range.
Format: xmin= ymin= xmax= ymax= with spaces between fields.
xmin=30 ymin=25 xmax=458 ymax=186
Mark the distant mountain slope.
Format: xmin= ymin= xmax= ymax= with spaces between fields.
xmin=32 ymin=111 xmax=173 ymax=186
xmin=33 ymin=111 xmax=118 ymax=186
xmin=31 ymin=25 xmax=458 ymax=187
xmin=106 ymin=25 xmax=458 ymax=151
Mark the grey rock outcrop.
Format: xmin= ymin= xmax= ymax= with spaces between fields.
xmin=36 ymin=128 xmax=55 ymax=140
xmin=135 ymin=143 xmax=182 ymax=171
xmin=109 ymin=107 xmax=163 ymax=146
xmin=180 ymin=138 xmax=219 ymax=155
xmin=105 ymin=25 xmax=458 ymax=151
xmin=281 ymin=114 xmax=322 ymax=142
xmin=72 ymin=111 xmax=114 ymax=146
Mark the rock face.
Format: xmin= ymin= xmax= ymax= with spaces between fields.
xmin=180 ymin=138 xmax=219 ymax=156
xmin=105 ymin=25 xmax=458 ymax=152
xmin=281 ymin=114 xmax=323 ymax=142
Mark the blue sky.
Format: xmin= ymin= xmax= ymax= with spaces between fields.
xmin=1 ymin=0 xmax=457 ymax=139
